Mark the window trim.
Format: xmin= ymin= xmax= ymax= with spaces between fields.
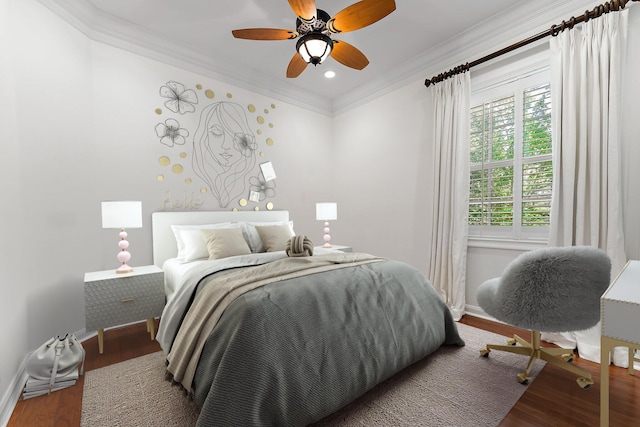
xmin=469 ymin=65 xmax=551 ymax=241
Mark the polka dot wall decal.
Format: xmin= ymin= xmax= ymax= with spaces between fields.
xmin=155 ymin=108 xmax=162 ymax=115
xmin=205 ymin=89 xmax=214 ymax=99
xmin=254 ymin=206 xmax=260 ymax=211
xmin=239 ymin=198 xmax=248 ymax=207
xmin=172 ymin=164 xmax=183 ymax=174
xmin=260 ymin=152 xmax=265 ymax=157
xmin=266 ymin=138 xmax=274 ymax=146
xmin=257 ymin=129 xmax=262 ymax=135
xmin=196 ymin=84 xmax=203 ymax=90
xmin=157 ymin=175 xmax=164 ymax=181
xmin=271 ymin=104 xmax=276 ymax=109
xmin=185 ymin=178 xmax=192 ymax=184
xmin=232 ymin=207 xmax=238 ymax=212
xmin=264 ymin=109 xmax=269 ymax=114
xmin=266 ymin=202 xmax=274 ymax=210
xmin=180 ymin=152 xmax=187 ymax=158
xmin=257 ymin=116 xmax=265 ymax=124
xmin=248 ymin=104 xmax=256 ymax=113
xmin=226 ymin=93 xmax=233 ymax=98
xmin=159 ymin=156 xmax=170 ymax=166
xmin=200 ymin=187 xmax=207 ymax=193
xmin=269 ymin=123 xmax=274 ymax=128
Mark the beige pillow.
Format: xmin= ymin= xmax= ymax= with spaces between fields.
xmin=201 ymin=227 xmax=251 ymax=260
xmin=255 ymin=224 xmax=294 ymax=252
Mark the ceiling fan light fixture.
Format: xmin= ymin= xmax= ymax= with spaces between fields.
xmin=296 ymin=32 xmax=333 ymax=66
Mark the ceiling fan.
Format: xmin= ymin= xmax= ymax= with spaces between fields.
xmin=231 ymin=0 xmax=396 ymax=78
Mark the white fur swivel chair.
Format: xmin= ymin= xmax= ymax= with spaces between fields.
xmin=477 ymin=246 xmax=611 ymax=389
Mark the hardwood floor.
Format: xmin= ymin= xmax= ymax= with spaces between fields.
xmin=7 ymin=316 xmax=639 ymax=426
xmin=8 ymin=320 xmax=161 ymax=427
xmin=458 ymin=316 xmax=639 ymax=427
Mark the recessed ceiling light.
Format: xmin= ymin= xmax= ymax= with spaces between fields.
xmin=324 ymin=70 xmax=336 ymax=79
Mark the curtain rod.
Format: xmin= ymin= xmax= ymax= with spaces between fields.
xmin=424 ymin=0 xmax=638 ymax=88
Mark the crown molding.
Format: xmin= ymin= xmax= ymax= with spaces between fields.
xmin=36 ymin=0 xmax=334 ymax=116
xmin=37 ymin=0 xmax=604 ymax=117
xmin=332 ymin=0 xmax=604 ymax=114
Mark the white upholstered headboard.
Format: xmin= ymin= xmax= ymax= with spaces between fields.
xmin=151 ymin=210 xmax=290 ymax=267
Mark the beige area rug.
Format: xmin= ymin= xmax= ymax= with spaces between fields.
xmin=81 ymin=352 xmax=200 ymax=427
xmin=81 ymin=323 xmax=543 ymax=426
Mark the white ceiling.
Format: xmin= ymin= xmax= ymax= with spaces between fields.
xmin=39 ymin=0 xmax=568 ymax=114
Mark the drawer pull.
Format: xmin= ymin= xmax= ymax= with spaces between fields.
xmin=120 ymin=298 xmax=135 ymax=303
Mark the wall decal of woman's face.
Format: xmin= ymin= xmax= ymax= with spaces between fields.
xmin=206 ymin=123 xmax=237 ymax=168
xmin=192 ymin=102 xmax=257 ymax=208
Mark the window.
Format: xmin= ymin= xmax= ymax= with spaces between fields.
xmin=469 ymin=70 xmax=552 ymax=239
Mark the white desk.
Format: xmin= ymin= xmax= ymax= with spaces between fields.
xmin=600 ymin=260 xmax=640 ymax=426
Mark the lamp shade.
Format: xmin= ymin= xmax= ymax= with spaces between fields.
xmin=296 ymin=33 xmax=333 ymax=65
xmin=101 ymin=201 xmax=142 ymax=229
xmin=316 ymin=203 xmax=337 ymax=221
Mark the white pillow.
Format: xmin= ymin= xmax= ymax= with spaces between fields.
xmin=171 ymin=223 xmax=235 ymax=262
xmin=241 ymin=221 xmax=295 ymax=253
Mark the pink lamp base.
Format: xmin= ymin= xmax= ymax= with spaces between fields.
xmin=116 ymin=231 xmax=133 ymax=273
xmin=323 ymin=221 xmax=332 ymax=248
xmin=116 ymin=264 xmax=134 ymax=274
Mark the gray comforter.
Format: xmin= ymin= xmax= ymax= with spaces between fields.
xmin=178 ymin=255 xmax=464 ymax=426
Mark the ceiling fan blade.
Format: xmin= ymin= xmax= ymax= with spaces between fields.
xmin=288 ymin=0 xmax=317 ymax=22
xmin=286 ymin=53 xmax=308 ymax=78
xmin=330 ymin=40 xmax=369 ymax=70
xmin=327 ymin=0 xmax=396 ymax=33
xmin=232 ymin=28 xmax=298 ymax=41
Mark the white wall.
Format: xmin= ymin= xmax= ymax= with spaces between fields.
xmin=0 ymin=0 xmax=333 ymax=419
xmin=3 ymin=0 xmax=640 ymax=421
xmin=0 ymin=0 xmax=26 ymax=416
xmin=1 ymin=0 xmax=94 ymax=417
xmin=331 ymin=83 xmax=435 ymax=270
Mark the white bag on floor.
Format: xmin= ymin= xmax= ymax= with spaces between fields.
xmin=26 ymin=334 xmax=85 ymax=393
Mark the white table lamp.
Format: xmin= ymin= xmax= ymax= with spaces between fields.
xmin=316 ymin=202 xmax=337 ymax=248
xmin=101 ymin=201 xmax=142 ymax=274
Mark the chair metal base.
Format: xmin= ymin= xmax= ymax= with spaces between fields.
xmin=479 ymin=330 xmax=594 ymax=389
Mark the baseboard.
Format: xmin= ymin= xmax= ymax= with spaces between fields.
xmin=464 ymin=305 xmax=509 ymax=326
xmin=0 ymin=327 xmax=91 ymax=426
xmin=464 ymin=304 xmax=492 ymax=321
xmin=0 ymin=359 xmax=28 ymax=427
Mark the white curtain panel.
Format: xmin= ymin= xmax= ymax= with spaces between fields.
xmin=426 ymin=73 xmax=470 ymax=321
xmin=546 ymin=10 xmax=629 ymax=366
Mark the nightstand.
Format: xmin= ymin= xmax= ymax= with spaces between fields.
xmin=316 ymin=245 xmax=352 ymax=252
xmin=84 ymin=265 xmax=164 ymax=354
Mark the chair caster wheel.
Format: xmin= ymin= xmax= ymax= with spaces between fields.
xmin=517 ymin=373 xmax=530 ymax=385
xmin=480 ymin=348 xmax=490 ymax=357
xmin=562 ymin=354 xmax=574 ymax=363
xmin=576 ymin=377 xmax=593 ymax=389
xmin=507 ymin=338 xmax=517 ymax=346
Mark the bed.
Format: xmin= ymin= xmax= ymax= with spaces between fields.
xmin=153 ymin=210 xmax=464 ymax=426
